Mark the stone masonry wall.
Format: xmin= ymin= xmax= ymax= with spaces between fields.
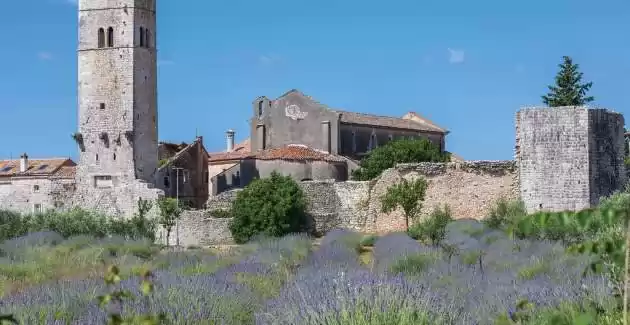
xmin=172 ymin=161 xmax=517 ymax=245
xmin=0 ymin=177 xmax=75 ymax=213
xmin=516 ymin=106 xmax=626 ymax=213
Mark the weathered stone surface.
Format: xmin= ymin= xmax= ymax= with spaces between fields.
xmin=516 ymin=106 xmax=626 ymax=212
xmin=157 ymin=210 xmax=234 ymax=247
xmin=171 ymin=161 xmax=517 ymax=245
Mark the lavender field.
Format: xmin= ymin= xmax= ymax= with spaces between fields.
xmin=0 ymin=219 xmax=620 ymax=325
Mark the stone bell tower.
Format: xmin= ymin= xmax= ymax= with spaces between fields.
xmin=74 ymin=0 xmax=162 ymax=216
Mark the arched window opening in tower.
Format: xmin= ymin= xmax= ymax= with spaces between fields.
xmin=107 ymin=27 xmax=114 ymax=47
xmin=139 ymin=27 xmax=144 ymax=47
xmin=97 ymin=28 xmax=105 ymax=48
xmin=258 ymin=101 xmax=263 ymax=116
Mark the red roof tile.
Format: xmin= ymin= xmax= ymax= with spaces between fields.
xmin=208 ymin=139 xmax=252 ymax=163
xmin=254 ymin=145 xmax=346 ymax=163
xmin=0 ymin=158 xmax=75 ymax=177
xmin=52 ymin=166 xmax=76 ymax=179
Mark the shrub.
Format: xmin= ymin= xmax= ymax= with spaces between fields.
xmin=229 ymin=172 xmax=308 ymax=244
xmin=360 ymin=234 xmax=378 ymax=247
xmin=484 ymin=198 xmax=526 ymax=230
xmin=381 ymin=177 xmax=428 ymax=231
xmin=352 ymin=138 xmax=450 ymax=181
xmin=406 ymin=204 xmax=452 ymax=245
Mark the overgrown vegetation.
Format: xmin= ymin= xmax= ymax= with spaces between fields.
xmin=157 ymin=197 xmax=182 ymax=247
xmin=229 ymin=171 xmax=309 ymax=244
xmin=351 ymin=138 xmax=450 ymax=181
xmin=407 ymin=204 xmax=453 ymax=245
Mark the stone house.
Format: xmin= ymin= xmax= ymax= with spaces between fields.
xmin=207 ymin=89 xmax=448 ymax=196
xmin=0 ymin=154 xmax=76 ymax=214
xmin=156 ymin=137 xmax=209 ymax=209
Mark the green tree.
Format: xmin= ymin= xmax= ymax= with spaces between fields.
xmin=380 ymin=177 xmax=428 ymax=231
xmin=157 ymin=197 xmax=181 ymax=247
xmin=352 ymin=138 xmax=450 ymax=181
xmin=541 ymin=56 xmax=594 ymax=107
xmin=229 ymin=171 xmax=308 ymax=244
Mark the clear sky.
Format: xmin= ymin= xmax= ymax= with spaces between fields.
xmin=1 ymin=0 xmax=628 ymax=161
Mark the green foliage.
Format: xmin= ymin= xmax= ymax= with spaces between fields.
xmin=389 ymin=253 xmax=435 ymax=276
xmin=541 ymin=56 xmax=594 ymax=107
xmin=351 ymin=138 xmax=450 ymax=181
xmin=484 ymin=198 xmax=527 ymax=230
xmin=229 ymin=172 xmax=308 ymax=244
xmin=360 ymin=234 xmax=378 ymax=247
xmin=381 ymin=177 xmax=428 ymax=231
xmin=98 ymin=265 xmax=167 ymax=325
xmin=0 ymin=206 xmax=156 ymax=242
xmin=158 ymin=159 xmax=169 ymax=168
xmin=157 ymin=197 xmax=182 ymax=247
xmin=406 ymin=204 xmax=452 ymax=246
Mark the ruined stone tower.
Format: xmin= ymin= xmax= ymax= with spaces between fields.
xmin=516 ymin=106 xmax=626 ymax=213
xmin=73 ymin=0 xmax=162 ymax=216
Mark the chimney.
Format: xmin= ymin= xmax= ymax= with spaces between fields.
xmin=226 ymin=129 xmax=235 ymax=152
xmin=19 ymin=153 xmax=28 ymax=172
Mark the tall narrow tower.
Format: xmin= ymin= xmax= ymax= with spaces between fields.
xmin=75 ymin=0 xmax=161 ymax=215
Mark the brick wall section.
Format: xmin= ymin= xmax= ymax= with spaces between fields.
xmin=516 ymin=106 xmax=625 ymax=212
xmin=170 ymin=161 xmax=516 ymax=245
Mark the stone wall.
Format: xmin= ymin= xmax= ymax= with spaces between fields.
xmin=173 ymin=161 xmax=517 ymax=245
xmin=516 ymin=106 xmax=626 ymax=212
xmin=157 ymin=210 xmax=234 ymax=247
xmin=0 ymin=177 xmax=75 ymax=213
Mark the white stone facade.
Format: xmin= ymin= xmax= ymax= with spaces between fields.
xmin=0 ymin=177 xmax=75 ymax=214
xmin=73 ymin=0 xmax=163 ymax=217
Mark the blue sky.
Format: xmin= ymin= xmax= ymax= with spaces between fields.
xmin=1 ymin=0 xmax=629 ymax=161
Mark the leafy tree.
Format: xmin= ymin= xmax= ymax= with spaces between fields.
xmin=229 ymin=171 xmax=308 ymax=244
xmin=380 ymin=177 xmax=428 ymax=231
xmin=352 ymin=138 xmax=450 ymax=181
xmin=541 ymin=56 xmax=594 ymax=107
xmin=157 ymin=197 xmax=181 ymax=247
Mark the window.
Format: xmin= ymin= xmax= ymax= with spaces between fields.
xmin=113 ymin=153 xmax=116 ymax=160
xmin=351 ymin=131 xmax=357 ymax=153
xmin=204 ymin=171 xmax=209 ymax=184
xmin=33 ymin=204 xmax=43 ymax=214
xmin=97 ymin=28 xmax=105 ymax=48
xmin=258 ymin=101 xmax=263 ymax=116
xmin=139 ymin=27 xmax=145 ymax=47
xmin=107 ymin=27 xmax=114 ymax=47
xmin=163 ymin=176 xmax=170 ymax=188
xmin=33 ymin=185 xmax=40 ymax=192
xmin=95 ymin=175 xmax=113 ymax=188
xmin=99 ymin=103 xmax=105 ymax=110
xmin=95 ymin=154 xmax=99 ymax=162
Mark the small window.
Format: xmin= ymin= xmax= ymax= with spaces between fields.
xmin=99 ymin=103 xmax=105 ymax=110
xmin=97 ymin=28 xmax=105 ymax=48
xmin=33 ymin=204 xmax=43 ymax=214
xmin=258 ymin=101 xmax=263 ymax=116
xmin=163 ymin=176 xmax=170 ymax=188
xmin=33 ymin=185 xmax=40 ymax=192
xmin=95 ymin=154 xmax=99 ymax=161
xmin=351 ymin=131 xmax=357 ymax=153
xmin=139 ymin=27 xmax=145 ymax=47
xmin=204 ymin=171 xmax=209 ymax=184
xmin=113 ymin=153 xmax=116 ymax=160
xmin=95 ymin=175 xmax=113 ymax=188
xmin=107 ymin=27 xmax=114 ymax=47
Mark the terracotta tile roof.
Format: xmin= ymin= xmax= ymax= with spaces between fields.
xmin=0 ymin=158 xmax=76 ymax=178
xmin=208 ymin=139 xmax=252 ymax=163
xmin=52 ymin=165 xmax=76 ymax=179
xmin=254 ymin=145 xmax=346 ymax=163
xmin=337 ymin=110 xmax=446 ymax=133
